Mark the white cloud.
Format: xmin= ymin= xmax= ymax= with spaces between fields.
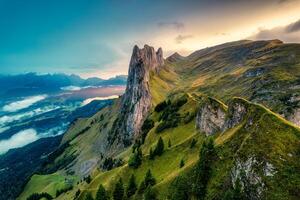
xmin=2 ymin=95 xmax=47 ymax=112
xmin=0 ymin=129 xmax=39 ymax=154
xmin=82 ymin=95 xmax=119 ymax=106
xmin=0 ymin=127 xmax=10 ymax=134
xmin=249 ymin=19 xmax=300 ymax=43
xmin=40 ymin=123 xmax=69 ymax=137
xmin=60 ymin=86 xmax=82 ymax=91
xmin=0 ymin=106 xmax=60 ymax=125
xmin=60 ymin=85 xmax=101 ymax=91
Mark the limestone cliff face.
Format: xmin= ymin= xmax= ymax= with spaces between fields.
xmin=195 ymin=98 xmax=226 ymax=136
xmin=110 ymin=45 xmax=164 ymax=147
xmin=196 ymin=98 xmax=249 ymax=135
xmin=223 ymin=99 xmax=248 ymax=130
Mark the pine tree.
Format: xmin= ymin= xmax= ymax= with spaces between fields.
xmin=96 ymin=184 xmax=108 ymax=200
xmin=128 ymin=147 xmax=142 ymax=168
xmin=113 ymin=178 xmax=124 ymax=200
xmin=149 ymin=148 xmax=155 ymax=160
xmin=168 ymin=139 xmax=172 ymax=148
xmin=179 ymin=159 xmax=185 ymax=168
xmin=85 ymin=193 xmax=94 ymax=200
xmin=138 ymin=169 xmax=156 ymax=193
xmin=193 ymin=138 xmax=216 ymax=199
xmin=144 ymin=186 xmax=157 ymax=200
xmin=126 ymin=174 xmax=137 ymax=198
xmin=144 ymin=169 xmax=156 ymax=187
xmin=190 ymin=138 xmax=197 ymax=148
xmin=154 ymin=137 xmax=164 ymax=156
xmin=169 ymin=175 xmax=190 ymax=200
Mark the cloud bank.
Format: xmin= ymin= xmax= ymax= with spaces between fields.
xmin=250 ymin=19 xmax=300 ymax=43
xmin=175 ymin=34 xmax=194 ymax=44
xmin=0 ymin=129 xmax=39 ymax=154
xmin=0 ymin=106 xmax=60 ymax=125
xmin=2 ymin=95 xmax=47 ymax=112
xmin=82 ymin=95 xmax=119 ymax=106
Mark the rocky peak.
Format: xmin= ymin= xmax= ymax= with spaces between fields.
xmin=130 ymin=45 xmax=164 ymax=72
xmin=110 ymin=45 xmax=164 ymax=147
xmin=166 ymin=52 xmax=185 ymax=62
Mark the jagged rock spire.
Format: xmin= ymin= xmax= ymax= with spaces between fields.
xmin=129 ymin=45 xmax=164 ymax=72
xmin=110 ymin=45 xmax=164 ymax=148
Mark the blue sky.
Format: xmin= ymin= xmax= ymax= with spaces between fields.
xmin=0 ymin=0 xmax=300 ymax=78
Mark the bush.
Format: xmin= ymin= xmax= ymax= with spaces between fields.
xmin=155 ymin=101 xmax=168 ymax=112
xmin=174 ymin=96 xmax=188 ymax=107
xmin=26 ymin=192 xmax=53 ymax=200
xmin=101 ymin=157 xmax=124 ymax=171
xmin=84 ymin=175 xmax=92 ymax=184
xmin=184 ymin=111 xmax=196 ymax=124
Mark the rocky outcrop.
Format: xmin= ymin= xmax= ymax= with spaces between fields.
xmin=110 ymin=45 xmax=164 ymax=147
xmin=195 ymin=98 xmax=227 ymax=136
xmin=223 ymin=98 xmax=248 ymax=130
xmin=244 ymin=67 xmax=266 ymax=78
xmin=231 ymin=157 xmax=276 ymax=200
xmin=288 ymin=108 xmax=300 ymax=127
xmin=196 ymin=97 xmax=249 ymax=135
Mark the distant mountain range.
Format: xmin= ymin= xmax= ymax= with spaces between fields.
xmin=0 ymin=73 xmax=127 ymax=98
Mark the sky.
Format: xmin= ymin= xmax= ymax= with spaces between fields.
xmin=0 ymin=0 xmax=300 ymax=79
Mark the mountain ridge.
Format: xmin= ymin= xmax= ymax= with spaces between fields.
xmin=18 ymin=40 xmax=300 ymax=200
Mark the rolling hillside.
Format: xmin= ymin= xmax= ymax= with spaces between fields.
xmin=19 ymin=40 xmax=300 ymax=200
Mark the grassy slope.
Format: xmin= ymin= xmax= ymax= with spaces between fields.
xmin=207 ymin=98 xmax=300 ymax=200
xmin=18 ymin=172 xmax=78 ymax=200
xmin=76 ymin=94 xmax=204 ymax=199
xmin=20 ymin=95 xmax=300 ymax=200
xmin=63 ymin=95 xmax=300 ymax=200
xmin=19 ymin=40 xmax=300 ymax=199
xmin=172 ymin=40 xmax=300 ymax=117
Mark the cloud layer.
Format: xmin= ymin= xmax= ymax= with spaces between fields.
xmin=0 ymin=106 xmax=60 ymax=125
xmin=82 ymin=95 xmax=119 ymax=106
xmin=0 ymin=129 xmax=39 ymax=154
xmin=2 ymin=95 xmax=47 ymax=112
xmin=250 ymin=19 xmax=300 ymax=43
